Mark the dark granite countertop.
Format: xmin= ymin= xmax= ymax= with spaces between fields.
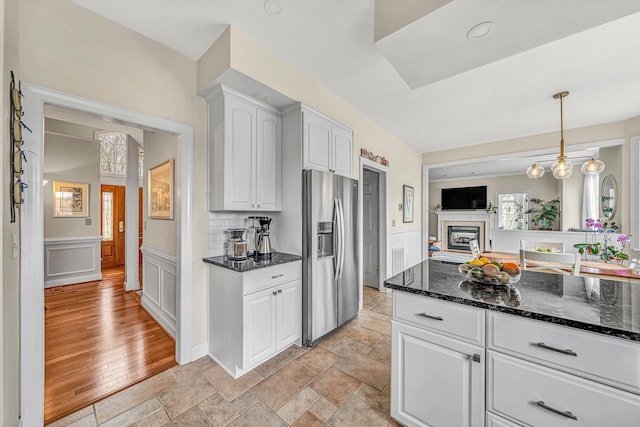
xmin=384 ymin=259 xmax=640 ymax=342
xmin=203 ymin=252 xmax=302 ymax=273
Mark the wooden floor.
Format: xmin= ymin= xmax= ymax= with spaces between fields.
xmin=44 ymin=267 xmax=176 ymax=424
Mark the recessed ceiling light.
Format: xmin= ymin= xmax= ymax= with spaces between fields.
xmin=253 ymin=92 xmax=269 ymax=101
xmin=264 ymin=0 xmax=282 ymax=16
xmin=467 ymin=21 xmax=496 ymax=40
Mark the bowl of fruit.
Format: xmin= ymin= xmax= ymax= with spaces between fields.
xmin=458 ymin=257 xmax=521 ymax=285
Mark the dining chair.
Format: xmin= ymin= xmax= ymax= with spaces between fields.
xmin=519 ymin=249 xmax=581 ymax=276
xmin=520 ymin=240 xmax=566 ymax=253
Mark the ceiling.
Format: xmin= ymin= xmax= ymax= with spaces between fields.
xmin=72 ymin=0 xmax=640 ymax=154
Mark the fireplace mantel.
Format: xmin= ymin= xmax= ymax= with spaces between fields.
xmin=436 ymin=211 xmax=492 ymax=252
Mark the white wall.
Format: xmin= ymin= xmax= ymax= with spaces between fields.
xmin=198 ymin=27 xmax=423 ymax=236
xmin=143 ymin=130 xmax=178 ymax=255
xmin=429 ymin=173 xmax=559 ymax=236
xmin=19 ymin=0 xmax=209 ymax=357
xmin=43 ymin=126 xmax=100 ymax=239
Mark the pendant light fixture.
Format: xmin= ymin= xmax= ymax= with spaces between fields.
xmin=581 ymin=157 xmax=605 ymax=175
xmin=550 ymin=91 xmax=572 ymax=179
xmin=526 ymin=163 xmax=545 ymax=179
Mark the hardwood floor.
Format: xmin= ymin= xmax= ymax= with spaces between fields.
xmin=44 ymin=267 xmax=176 ymax=425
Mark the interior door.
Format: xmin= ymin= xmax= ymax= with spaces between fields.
xmin=101 ymin=185 xmax=126 ymax=269
xmin=363 ymin=169 xmax=380 ymax=288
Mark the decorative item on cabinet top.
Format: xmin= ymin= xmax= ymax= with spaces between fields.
xmin=360 ymin=148 xmax=388 ymax=166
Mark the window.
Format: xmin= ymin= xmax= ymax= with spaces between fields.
xmin=102 ymin=191 xmax=113 ymax=241
xmin=97 ymin=132 xmax=143 ymax=178
xmin=497 ymin=192 xmax=528 ymax=230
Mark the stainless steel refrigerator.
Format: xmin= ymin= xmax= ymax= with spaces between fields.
xmin=303 ymin=169 xmax=359 ymax=346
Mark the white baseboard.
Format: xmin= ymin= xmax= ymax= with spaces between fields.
xmin=45 ymin=272 xmax=102 ymax=288
xmin=141 ymin=297 xmax=176 ymax=338
xmin=191 ymin=342 xmax=209 ymax=361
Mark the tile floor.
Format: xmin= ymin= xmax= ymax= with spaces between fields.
xmin=49 ymin=286 xmax=401 ymax=427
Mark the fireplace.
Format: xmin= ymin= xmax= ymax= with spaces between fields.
xmin=447 ymin=225 xmax=481 ymax=251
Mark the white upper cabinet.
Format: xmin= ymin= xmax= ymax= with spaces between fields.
xmin=302 ymin=106 xmax=353 ymax=178
xmin=206 ymin=85 xmax=282 ymax=211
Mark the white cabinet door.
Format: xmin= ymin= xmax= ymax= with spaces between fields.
xmin=256 ymin=108 xmax=281 ymax=211
xmin=332 ymin=124 xmax=353 ymax=177
xmin=276 ymin=279 xmax=301 ymax=351
xmin=224 ymin=95 xmax=255 ymax=210
xmin=303 ymin=109 xmax=332 ymax=172
xmin=392 ymin=321 xmax=485 ymax=427
xmin=243 ymin=287 xmax=277 ymax=369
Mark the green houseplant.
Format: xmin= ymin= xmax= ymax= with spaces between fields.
xmin=525 ymin=198 xmax=560 ymax=230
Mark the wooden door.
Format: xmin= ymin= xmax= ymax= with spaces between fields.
xmin=101 ymin=185 xmax=126 ymax=269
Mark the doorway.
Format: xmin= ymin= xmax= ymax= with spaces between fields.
xmin=363 ymin=169 xmax=380 ymax=288
xmin=358 ymin=157 xmax=388 ymax=299
xmin=20 ymin=83 xmax=194 ymax=426
xmin=101 ymin=185 xmax=144 ymax=275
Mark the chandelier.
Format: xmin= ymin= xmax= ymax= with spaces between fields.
xmin=527 ymin=91 xmax=605 ymax=179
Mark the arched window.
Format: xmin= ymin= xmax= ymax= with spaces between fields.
xmin=97 ymin=132 xmax=143 ymax=178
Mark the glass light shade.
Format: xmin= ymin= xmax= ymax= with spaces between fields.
xmin=551 ymin=158 xmax=573 ymax=179
xmin=581 ymin=158 xmax=605 ymax=175
xmin=526 ymin=163 xmax=545 ymax=179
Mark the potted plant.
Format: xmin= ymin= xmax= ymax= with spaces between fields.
xmin=525 ymin=198 xmax=560 ymax=230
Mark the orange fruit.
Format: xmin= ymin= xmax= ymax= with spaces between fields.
xmin=502 ymin=262 xmax=519 ymax=270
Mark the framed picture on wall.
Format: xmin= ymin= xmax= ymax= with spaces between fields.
xmin=148 ymin=159 xmax=174 ymax=220
xmin=403 ymin=185 xmax=414 ymax=223
xmin=53 ymin=181 xmax=89 ymax=217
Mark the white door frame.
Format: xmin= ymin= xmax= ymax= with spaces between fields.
xmin=359 ymin=157 xmax=388 ymax=297
xmin=20 ymin=83 xmax=194 ymax=426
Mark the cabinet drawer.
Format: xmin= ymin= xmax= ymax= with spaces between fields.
xmin=488 ymin=312 xmax=640 ymax=394
xmin=488 ymin=352 xmax=640 ymax=427
xmin=393 ymin=291 xmax=484 ymax=346
xmin=244 ymin=261 xmax=301 ymax=295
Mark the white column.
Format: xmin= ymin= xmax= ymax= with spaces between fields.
xmin=125 ymin=135 xmax=140 ymax=291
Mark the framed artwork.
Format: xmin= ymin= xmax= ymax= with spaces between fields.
xmin=403 ymin=185 xmax=414 ymax=223
xmin=53 ymin=181 xmax=89 ymax=217
xmin=148 ymin=159 xmax=174 ymax=219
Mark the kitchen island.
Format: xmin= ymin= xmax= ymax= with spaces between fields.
xmin=384 ymin=258 xmax=640 ymax=427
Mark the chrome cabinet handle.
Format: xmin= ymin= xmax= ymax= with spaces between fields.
xmin=271 ymin=273 xmax=283 ymax=279
xmin=535 ymin=401 xmax=578 ymax=420
xmin=417 ymin=313 xmax=443 ymax=321
xmin=536 ymin=342 xmax=578 ymax=357
xmin=277 ymin=289 xmax=282 ymax=293
xmin=471 ymin=353 xmax=481 ymax=363
xmin=272 ymin=291 xmax=277 ymax=296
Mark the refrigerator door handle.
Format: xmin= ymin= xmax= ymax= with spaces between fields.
xmin=337 ymin=198 xmax=346 ymax=279
xmin=333 ymin=198 xmax=341 ymax=281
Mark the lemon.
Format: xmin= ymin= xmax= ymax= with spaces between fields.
xmin=479 ymin=257 xmax=491 ymax=265
xmin=469 ymin=260 xmax=484 ymax=266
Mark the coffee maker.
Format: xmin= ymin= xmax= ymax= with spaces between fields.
xmin=256 ymin=217 xmax=273 ymax=258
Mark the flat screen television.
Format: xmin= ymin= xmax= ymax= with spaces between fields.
xmin=441 ymin=186 xmax=487 ymax=210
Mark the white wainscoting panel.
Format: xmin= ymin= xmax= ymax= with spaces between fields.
xmin=388 ymin=230 xmax=422 ymax=278
xmin=494 ymin=230 xmax=625 ymax=255
xmin=141 ymin=246 xmax=178 ymax=338
xmin=44 ymin=236 xmax=102 ymax=288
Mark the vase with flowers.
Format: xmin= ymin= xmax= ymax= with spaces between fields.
xmin=573 ymin=219 xmax=630 ymax=264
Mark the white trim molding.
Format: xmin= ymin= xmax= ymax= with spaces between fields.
xmin=631 ymin=135 xmax=640 ymax=253
xmin=20 ymin=83 xmax=194 ymax=427
xmin=141 ymin=246 xmax=178 ymax=337
xmin=44 ymin=236 xmax=102 ymax=287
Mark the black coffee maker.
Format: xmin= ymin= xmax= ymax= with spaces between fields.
xmin=256 ymin=217 xmax=273 ymax=258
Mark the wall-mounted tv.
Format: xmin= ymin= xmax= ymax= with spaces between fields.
xmin=441 ymin=186 xmax=487 ymax=210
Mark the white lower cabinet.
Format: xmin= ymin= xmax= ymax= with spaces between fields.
xmin=487 ymin=352 xmax=640 ymax=427
xmin=208 ymin=261 xmax=301 ymax=378
xmin=392 ymin=321 xmax=485 ymax=427
xmin=391 ymin=291 xmax=640 ymax=427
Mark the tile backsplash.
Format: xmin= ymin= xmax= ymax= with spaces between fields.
xmin=207 ymin=212 xmax=249 ymax=257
